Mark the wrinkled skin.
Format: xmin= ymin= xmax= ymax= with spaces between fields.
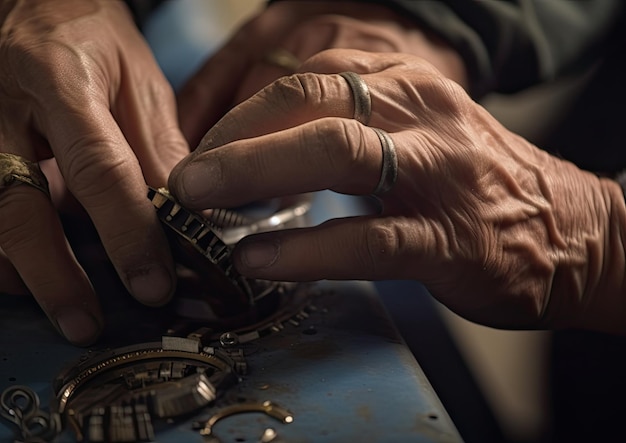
xmin=177 ymin=0 xmax=467 ymax=147
xmin=0 ymin=0 xmax=189 ymax=345
xmin=170 ymin=49 xmax=626 ymax=334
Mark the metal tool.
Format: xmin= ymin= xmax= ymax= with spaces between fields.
xmin=197 ymin=400 xmax=293 ymax=440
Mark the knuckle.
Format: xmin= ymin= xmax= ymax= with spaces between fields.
xmin=363 ymin=223 xmax=401 ymax=271
xmin=102 ymin=223 xmax=150 ymax=262
xmin=266 ymin=73 xmax=325 ymax=114
xmin=61 ymin=140 xmax=132 ymax=205
xmin=301 ymin=48 xmax=355 ymax=73
xmin=17 ymin=44 xmax=93 ymax=95
xmin=0 ymin=26 xmax=107 ymax=108
xmin=413 ymin=73 xmax=469 ymax=117
xmin=434 ymin=77 xmax=469 ymax=114
xmin=311 ymin=118 xmax=365 ymax=175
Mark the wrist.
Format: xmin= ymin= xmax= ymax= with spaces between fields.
xmin=579 ymin=177 xmax=626 ymax=334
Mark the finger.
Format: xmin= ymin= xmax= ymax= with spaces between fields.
xmin=170 ymin=69 xmax=365 ymax=199
xmin=0 ymin=185 xmax=103 ymax=345
xmin=39 ymin=100 xmax=176 ymax=307
xmin=170 ymin=118 xmax=386 ymax=210
xmin=113 ymin=44 xmax=189 ymax=187
xmin=176 ymin=2 xmax=339 ymax=147
xmin=206 ymin=71 xmax=358 ymax=146
xmin=233 ymin=14 xmax=405 ymax=104
xmin=175 ymin=50 xmax=427 ymax=158
xmin=0 ymin=103 xmax=101 ymax=342
xmin=176 ymin=14 xmax=267 ymax=147
xmin=231 ymin=216 xmax=429 ymax=281
xmin=0 ymin=247 xmax=28 ymax=295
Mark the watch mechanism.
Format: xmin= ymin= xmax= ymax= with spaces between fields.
xmin=1 ymin=187 xmax=318 ymax=443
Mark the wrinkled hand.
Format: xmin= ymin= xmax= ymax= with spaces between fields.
xmin=0 ymin=0 xmax=189 ymax=344
xmin=177 ymin=0 xmax=467 ymax=147
xmin=170 ymin=49 xmax=626 ymax=334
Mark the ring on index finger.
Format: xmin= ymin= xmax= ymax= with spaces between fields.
xmin=339 ymin=72 xmax=371 ymax=126
xmin=0 ymin=153 xmax=49 ymax=197
xmin=371 ymin=128 xmax=398 ymax=196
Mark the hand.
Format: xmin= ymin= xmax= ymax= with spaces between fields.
xmin=0 ymin=0 xmax=189 ymax=345
xmin=177 ymin=0 xmax=467 ymax=147
xmin=169 ymin=49 xmax=626 ymax=334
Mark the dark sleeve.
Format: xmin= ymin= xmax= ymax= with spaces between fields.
xmin=124 ymin=0 xmax=165 ymax=29
xmin=375 ymin=0 xmax=624 ymax=98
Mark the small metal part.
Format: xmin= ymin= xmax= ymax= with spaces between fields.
xmin=51 ymin=339 xmax=242 ymax=442
xmin=109 ymin=405 xmax=136 ymax=442
xmin=0 ymin=385 xmax=39 ymax=426
xmin=222 ymin=348 xmax=248 ymax=375
xmin=236 ymin=330 xmax=261 ymax=344
xmin=219 ymin=198 xmax=312 ymax=244
xmin=188 ymin=327 xmax=213 ymax=345
xmin=198 ymin=400 xmax=293 ymax=438
xmin=161 ymin=335 xmax=201 ymax=353
xmin=259 ymin=427 xmax=277 ymax=443
xmin=54 ymin=342 xmax=235 ymax=414
xmin=152 ymin=373 xmax=216 ymax=418
xmin=134 ymin=404 xmax=155 ymax=442
xmin=148 ymin=187 xmax=251 ymax=312
xmin=87 ymin=409 xmax=105 ymax=442
xmin=0 ymin=385 xmax=60 ymax=442
xmin=148 ymin=187 xmax=309 ymax=319
xmin=219 ymin=332 xmax=239 ymax=348
xmin=87 ymin=403 xmax=156 ymax=443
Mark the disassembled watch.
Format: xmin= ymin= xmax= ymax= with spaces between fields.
xmin=1 ymin=187 xmax=312 ymax=442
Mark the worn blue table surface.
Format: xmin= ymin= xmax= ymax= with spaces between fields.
xmin=0 ymin=278 xmax=461 ymax=443
xmin=0 ymin=190 xmax=463 ymax=442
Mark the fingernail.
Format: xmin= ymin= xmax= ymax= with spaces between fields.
xmin=55 ymin=307 xmax=101 ymax=346
xmin=129 ymin=264 xmax=174 ymax=306
xmin=180 ymin=161 xmax=214 ymax=203
xmin=239 ymin=239 xmax=280 ymax=269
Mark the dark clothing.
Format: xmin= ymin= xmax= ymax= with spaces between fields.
xmin=382 ymin=0 xmax=624 ymax=98
xmin=125 ymin=0 xmax=164 ymax=29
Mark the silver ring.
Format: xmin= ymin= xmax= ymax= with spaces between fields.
xmin=371 ymin=128 xmax=398 ymax=196
xmin=339 ymin=72 xmax=371 ymax=125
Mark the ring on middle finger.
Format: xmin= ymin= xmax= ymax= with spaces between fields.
xmin=371 ymin=128 xmax=398 ymax=196
xmin=339 ymin=71 xmax=371 ymax=126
